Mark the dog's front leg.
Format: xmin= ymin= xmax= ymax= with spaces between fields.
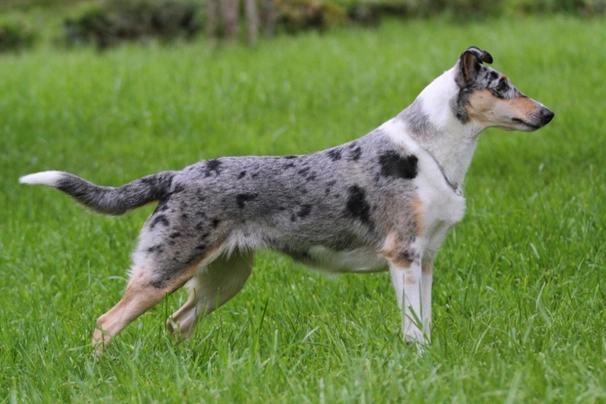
xmin=389 ymin=259 xmax=428 ymax=346
xmin=421 ymin=260 xmax=433 ymax=342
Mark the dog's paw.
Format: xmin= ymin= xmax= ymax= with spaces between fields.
xmin=91 ymin=328 xmax=109 ymax=358
xmin=166 ymin=317 xmax=181 ymax=339
xmin=404 ymin=327 xmax=429 ymax=347
xmin=166 ymin=316 xmax=191 ymax=343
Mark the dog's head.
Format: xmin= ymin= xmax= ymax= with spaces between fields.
xmin=452 ymin=46 xmax=554 ymax=131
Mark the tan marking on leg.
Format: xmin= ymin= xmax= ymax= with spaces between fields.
xmin=412 ymin=197 xmax=425 ymax=237
xmin=92 ymin=249 xmax=219 ymax=355
xmin=380 ymin=233 xmax=412 ymax=269
xmin=93 ymin=274 xmax=166 ymax=353
xmin=422 ymin=260 xmax=433 ymax=275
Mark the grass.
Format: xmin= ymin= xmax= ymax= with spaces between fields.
xmin=1 ymin=15 xmax=605 ymax=403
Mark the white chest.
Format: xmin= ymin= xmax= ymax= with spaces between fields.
xmin=415 ymin=165 xmax=467 ymax=259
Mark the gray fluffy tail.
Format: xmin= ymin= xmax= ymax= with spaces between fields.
xmin=19 ymin=170 xmax=176 ymax=215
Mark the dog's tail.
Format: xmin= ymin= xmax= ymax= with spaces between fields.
xmin=19 ymin=170 xmax=176 ymax=215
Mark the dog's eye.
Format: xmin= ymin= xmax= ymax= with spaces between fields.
xmin=497 ymin=78 xmax=509 ymax=92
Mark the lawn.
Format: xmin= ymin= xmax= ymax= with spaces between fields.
xmin=1 ymin=15 xmax=605 ymax=403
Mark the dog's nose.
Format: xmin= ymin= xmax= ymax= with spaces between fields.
xmin=541 ymin=107 xmax=554 ymax=124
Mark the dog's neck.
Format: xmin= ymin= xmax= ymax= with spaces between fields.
xmin=396 ymin=67 xmax=485 ymax=189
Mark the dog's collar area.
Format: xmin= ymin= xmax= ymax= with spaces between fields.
xmin=424 ymin=149 xmax=463 ymax=196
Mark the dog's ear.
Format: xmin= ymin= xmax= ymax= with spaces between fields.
xmin=456 ymin=46 xmax=493 ymax=87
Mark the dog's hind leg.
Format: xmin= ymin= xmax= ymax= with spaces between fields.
xmin=166 ymin=250 xmax=254 ymax=339
xmin=92 ymin=248 xmax=219 ymax=355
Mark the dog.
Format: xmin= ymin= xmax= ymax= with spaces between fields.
xmin=20 ymin=46 xmax=554 ymax=354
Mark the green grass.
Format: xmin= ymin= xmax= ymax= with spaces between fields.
xmin=1 ymin=15 xmax=605 ymax=403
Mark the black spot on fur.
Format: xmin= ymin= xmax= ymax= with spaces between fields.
xmin=306 ymin=174 xmax=317 ymax=182
xmin=327 ymin=148 xmax=342 ymax=161
xmin=252 ymin=172 xmax=259 ymax=178
xmin=283 ymin=163 xmax=295 ymax=169
xmin=283 ymin=155 xmax=297 ymax=159
xmin=212 ymin=218 xmax=221 ymax=228
xmin=349 ymin=146 xmax=362 ymax=161
xmin=195 ymin=222 xmax=205 ymax=231
xmin=345 ymin=186 xmax=373 ymax=228
xmin=237 ymin=171 xmax=246 ymax=180
xmin=204 ymin=159 xmax=223 ymax=177
xmin=195 ymin=244 xmax=206 ymax=251
xmin=298 ymin=167 xmax=310 ymax=176
xmin=169 ymin=232 xmax=182 ymax=239
xmin=236 ymin=193 xmax=258 ymax=209
xmin=181 ymin=213 xmax=189 ymax=220
xmin=297 ymin=204 xmax=312 ymax=218
xmin=290 ymin=213 xmax=296 ymax=222
xmin=147 ymin=245 xmax=163 ymax=254
xmin=379 ymin=151 xmax=418 ymax=180
xmin=150 ymin=214 xmax=169 ymax=229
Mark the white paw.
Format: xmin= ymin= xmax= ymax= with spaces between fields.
xmin=404 ymin=325 xmax=429 ymax=346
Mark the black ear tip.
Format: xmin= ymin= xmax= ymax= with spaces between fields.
xmin=483 ymin=51 xmax=494 ymax=64
xmin=462 ymin=46 xmax=493 ymax=64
